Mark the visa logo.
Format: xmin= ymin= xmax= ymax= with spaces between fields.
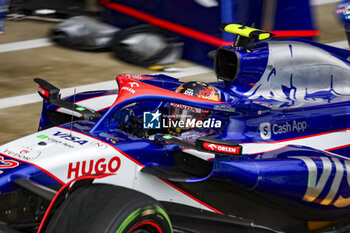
xmin=290 ymin=156 xmax=350 ymax=208
xmin=53 ymin=131 xmax=88 ymax=145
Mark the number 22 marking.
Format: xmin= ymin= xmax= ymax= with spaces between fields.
xmin=0 ymin=156 xmax=19 ymax=174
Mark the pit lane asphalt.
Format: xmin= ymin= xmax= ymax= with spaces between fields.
xmin=0 ymin=2 xmax=347 ymax=145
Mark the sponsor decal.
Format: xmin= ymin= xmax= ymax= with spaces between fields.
xmin=213 ymin=105 xmax=235 ymax=112
xmin=90 ymin=142 xmax=107 ymax=150
xmin=259 ymin=120 xmax=307 ymax=139
xmin=2 ymin=147 xmax=41 ymax=161
xmin=128 ymin=82 xmax=139 ymax=88
xmin=67 ymin=156 xmax=121 ymax=179
xmin=37 ymin=135 xmax=49 ymax=139
xmin=0 ymin=156 xmax=20 ymax=174
xmin=184 ymin=88 xmax=194 ymax=96
xmin=38 ymin=86 xmax=49 ymax=98
xmin=47 ymin=137 xmax=74 ymax=148
xmin=53 ymin=131 xmax=88 ymax=145
xmin=121 ymin=86 xmax=136 ymax=94
xmin=170 ymin=103 xmax=209 ymax=114
xmin=120 ymin=82 xmax=139 ymax=94
xmin=259 ymin=122 xmax=271 ymax=140
xmin=118 ymin=74 xmax=153 ymax=80
xmin=203 ymin=142 xmax=241 ymax=155
xmin=143 ymin=110 xmax=161 ymax=129
xmin=290 ymin=156 xmax=350 ymax=208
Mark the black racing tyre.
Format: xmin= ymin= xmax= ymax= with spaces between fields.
xmin=44 ymin=184 xmax=173 ymax=233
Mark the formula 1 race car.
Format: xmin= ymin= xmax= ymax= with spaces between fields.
xmin=2 ymin=24 xmax=350 ymax=233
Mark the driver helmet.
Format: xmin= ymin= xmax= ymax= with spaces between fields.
xmin=169 ymin=81 xmax=220 ymax=134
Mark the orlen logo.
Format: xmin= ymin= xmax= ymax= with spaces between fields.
xmin=67 ymin=156 xmax=121 ymax=179
xmin=203 ymin=142 xmax=241 ymax=155
xmin=259 ymin=122 xmax=271 ymax=140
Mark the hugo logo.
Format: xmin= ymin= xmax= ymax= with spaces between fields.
xmin=67 ymin=156 xmax=121 ymax=179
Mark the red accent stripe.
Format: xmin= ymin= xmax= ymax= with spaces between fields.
xmin=37 ymin=173 xmax=113 ymax=233
xmin=129 ymin=221 xmax=163 ymax=233
xmin=103 ymin=2 xmax=232 ymax=47
xmin=113 ymin=75 xmax=227 ymax=107
xmin=270 ymin=30 xmax=320 ymax=38
xmin=102 ymin=1 xmax=319 ymax=44
xmin=325 ymin=143 xmax=350 ymax=152
xmin=159 ymin=178 xmax=224 ymax=214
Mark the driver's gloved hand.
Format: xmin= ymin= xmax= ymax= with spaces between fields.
xmin=114 ymin=108 xmax=134 ymax=127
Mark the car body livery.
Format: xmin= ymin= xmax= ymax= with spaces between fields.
xmin=1 ymin=24 xmax=350 ymax=233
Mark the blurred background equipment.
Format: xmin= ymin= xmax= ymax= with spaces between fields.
xmin=0 ymin=0 xmax=9 ymax=34
xmin=112 ymin=24 xmax=183 ymax=67
xmin=100 ymin=0 xmax=318 ymax=67
xmin=9 ymin=0 xmax=84 ymax=19
xmin=51 ymin=18 xmax=183 ymax=66
xmin=335 ymin=0 xmax=350 ymax=47
xmin=7 ymin=0 xmax=101 ymax=21
xmin=51 ymin=16 xmax=120 ymax=50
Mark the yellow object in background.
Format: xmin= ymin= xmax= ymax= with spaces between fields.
xmin=220 ymin=24 xmax=274 ymax=41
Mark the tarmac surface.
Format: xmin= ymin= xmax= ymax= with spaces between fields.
xmin=0 ymin=2 xmax=347 ymax=145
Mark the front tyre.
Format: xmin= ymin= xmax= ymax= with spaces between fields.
xmin=44 ymin=184 xmax=173 ymax=233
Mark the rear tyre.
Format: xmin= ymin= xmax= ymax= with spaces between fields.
xmin=44 ymin=184 xmax=173 ymax=233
